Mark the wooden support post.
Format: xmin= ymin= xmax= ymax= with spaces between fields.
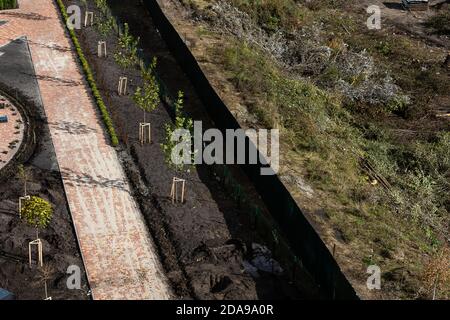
xmin=118 ymin=77 xmax=128 ymax=96
xmin=29 ymin=239 xmax=43 ymax=267
xmin=43 ymin=280 xmax=52 ymax=300
xmin=84 ymin=11 xmax=94 ymax=27
xmin=98 ymin=41 xmax=107 ymax=58
xmin=170 ymin=177 xmax=186 ymax=204
xmin=19 ymin=195 xmax=30 ymax=218
xmin=139 ymin=123 xmax=151 ymax=144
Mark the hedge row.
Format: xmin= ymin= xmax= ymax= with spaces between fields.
xmin=55 ymin=0 xmax=119 ymax=146
xmin=0 ymin=0 xmax=17 ymax=10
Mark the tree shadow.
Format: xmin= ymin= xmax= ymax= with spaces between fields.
xmin=60 ymin=167 xmax=130 ymax=193
xmin=18 ymin=71 xmax=82 ymax=87
xmin=27 ymin=39 xmax=71 ymax=53
xmin=48 ymin=121 xmax=97 ymax=135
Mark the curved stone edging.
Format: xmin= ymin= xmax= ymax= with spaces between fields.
xmin=0 ymin=87 xmax=38 ymax=182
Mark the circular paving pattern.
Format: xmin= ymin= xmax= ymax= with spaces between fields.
xmin=0 ymin=94 xmax=25 ymax=171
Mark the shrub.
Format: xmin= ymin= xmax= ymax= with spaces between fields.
xmin=95 ymin=16 xmax=115 ymax=37
xmin=21 ymin=196 xmax=53 ymax=229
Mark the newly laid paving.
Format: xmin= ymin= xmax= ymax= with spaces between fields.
xmin=0 ymin=0 xmax=171 ymax=299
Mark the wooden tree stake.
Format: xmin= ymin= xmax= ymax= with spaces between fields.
xmin=118 ymin=76 xmax=128 ymax=96
xmin=29 ymin=239 xmax=43 ymax=267
xmin=44 ymin=280 xmax=52 ymax=300
xmin=139 ymin=122 xmax=151 ymax=144
xmin=98 ymin=41 xmax=107 ymax=58
xmin=170 ymin=177 xmax=186 ymax=204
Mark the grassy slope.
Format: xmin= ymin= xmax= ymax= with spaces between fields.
xmin=172 ymin=0 xmax=449 ymax=299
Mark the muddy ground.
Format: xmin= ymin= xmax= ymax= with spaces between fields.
xmin=0 ymin=37 xmax=89 ymax=300
xmin=0 ymin=113 xmax=90 ymax=300
xmin=66 ymin=0 xmax=318 ymax=299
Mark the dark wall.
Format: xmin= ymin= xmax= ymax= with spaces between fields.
xmin=142 ymin=0 xmax=359 ymax=300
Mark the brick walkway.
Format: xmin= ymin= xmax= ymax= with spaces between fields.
xmin=0 ymin=1 xmax=172 ymax=299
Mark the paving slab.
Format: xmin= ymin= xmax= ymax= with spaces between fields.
xmin=0 ymin=94 xmax=24 ymax=169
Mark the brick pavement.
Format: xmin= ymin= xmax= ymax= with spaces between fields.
xmin=0 ymin=1 xmax=172 ymax=299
